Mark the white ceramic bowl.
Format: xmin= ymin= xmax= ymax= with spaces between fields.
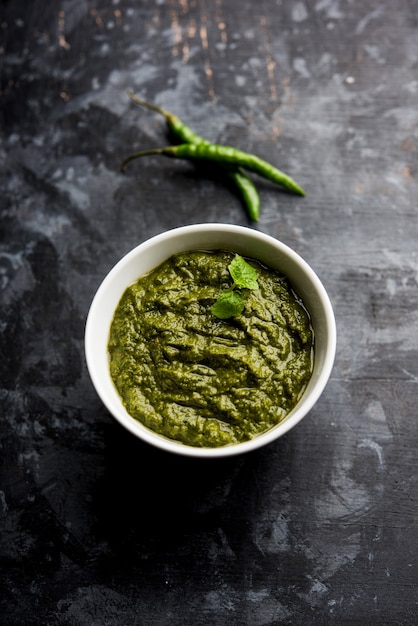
xmin=85 ymin=223 xmax=336 ymax=458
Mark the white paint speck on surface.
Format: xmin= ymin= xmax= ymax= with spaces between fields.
xmin=292 ymin=2 xmax=308 ymax=22
xmin=293 ymin=57 xmax=310 ymax=78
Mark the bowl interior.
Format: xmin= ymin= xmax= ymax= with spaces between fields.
xmin=85 ymin=224 xmax=336 ymax=457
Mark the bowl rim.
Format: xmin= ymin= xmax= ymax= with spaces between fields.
xmin=85 ymin=223 xmax=336 ymax=458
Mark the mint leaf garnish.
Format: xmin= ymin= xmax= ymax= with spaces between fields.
xmin=211 ymin=288 xmax=244 ymax=319
xmin=228 ymin=255 xmax=259 ymax=290
xmin=212 ymin=254 xmax=259 ymax=320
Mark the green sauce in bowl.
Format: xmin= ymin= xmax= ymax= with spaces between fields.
xmin=108 ymin=250 xmax=314 ymax=447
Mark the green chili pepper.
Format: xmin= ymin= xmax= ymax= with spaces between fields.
xmin=226 ymin=169 xmax=260 ymax=221
xmin=127 ymin=91 xmax=261 ymax=221
xmin=121 ymin=142 xmax=306 ymax=197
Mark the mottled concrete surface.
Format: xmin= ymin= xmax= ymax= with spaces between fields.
xmin=1 ymin=0 xmax=418 ymax=624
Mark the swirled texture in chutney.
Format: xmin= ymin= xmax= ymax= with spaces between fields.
xmin=108 ymin=250 xmax=314 ymax=447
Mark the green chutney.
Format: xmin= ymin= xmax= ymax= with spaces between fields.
xmin=108 ymin=250 xmax=314 ymax=447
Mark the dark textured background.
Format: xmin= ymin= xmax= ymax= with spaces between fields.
xmin=1 ymin=1 xmax=418 ymax=624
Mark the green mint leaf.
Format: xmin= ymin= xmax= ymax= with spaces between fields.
xmin=210 ymin=255 xmax=259 ymax=320
xmin=229 ymin=254 xmax=259 ymax=290
xmin=211 ymin=288 xmax=244 ymax=319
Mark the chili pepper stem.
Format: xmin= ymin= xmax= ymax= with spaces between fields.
xmin=127 ymin=90 xmax=169 ymax=119
xmin=121 ymin=148 xmax=166 ymax=172
xmin=128 ymin=90 xmax=207 ymax=147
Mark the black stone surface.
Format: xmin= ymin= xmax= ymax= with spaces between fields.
xmin=1 ymin=1 xmax=418 ymax=624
